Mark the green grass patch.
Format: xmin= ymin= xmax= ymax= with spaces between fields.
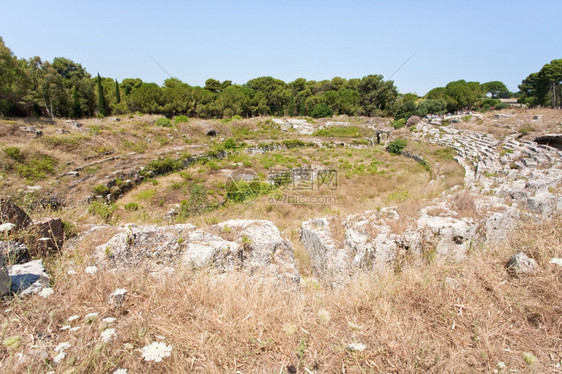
xmin=174 ymin=115 xmax=189 ymax=124
xmin=16 ymin=155 xmax=58 ymax=181
xmin=135 ymin=189 xmax=156 ymax=201
xmin=124 ymin=202 xmax=139 ymax=211
xmin=155 ymin=118 xmax=172 ymax=127
xmin=433 ymin=146 xmax=456 ymax=160
xmin=88 ymin=201 xmax=116 ymax=223
xmin=40 ymin=135 xmax=89 ymax=152
xmin=518 ymin=125 xmax=535 ymax=135
xmin=313 ymin=126 xmax=362 ymax=138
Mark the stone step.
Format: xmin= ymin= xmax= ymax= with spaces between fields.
xmin=522 ymin=158 xmax=538 ymax=168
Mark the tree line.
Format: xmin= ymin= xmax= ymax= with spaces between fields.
xmin=0 ymin=37 xmax=559 ymax=120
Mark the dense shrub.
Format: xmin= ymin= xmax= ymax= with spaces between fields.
xmin=387 ymin=138 xmax=407 ymax=155
xmin=223 ymin=138 xmax=237 ymax=150
xmin=3 ymin=146 xmax=23 ymax=162
xmin=392 ymin=119 xmax=405 ymax=129
xmin=93 ymin=184 xmax=110 ymax=195
xmin=143 ymin=156 xmax=183 ymax=176
xmin=16 ymin=156 xmax=57 ymax=181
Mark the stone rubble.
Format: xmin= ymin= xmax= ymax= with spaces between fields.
xmin=300 ymin=123 xmax=561 ymax=287
xmin=272 ymin=118 xmax=314 ymax=135
xmin=93 ymin=220 xmax=300 ymax=283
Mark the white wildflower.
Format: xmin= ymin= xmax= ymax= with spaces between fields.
xmin=346 ymin=342 xmax=367 ymax=352
xmin=85 ymin=312 xmax=99 ymax=322
xmin=67 ymin=270 xmax=77 ymax=275
xmin=113 ymin=369 xmax=127 ymax=374
xmin=60 ymin=325 xmax=71 ymax=330
xmin=348 ymin=321 xmax=363 ymax=331
xmin=53 ymin=351 xmax=66 ymax=363
xmin=69 ymin=326 xmax=81 ymax=332
xmin=67 ymin=315 xmax=80 ymax=322
xmin=54 ymin=342 xmax=71 ymax=352
xmin=85 ymin=266 xmax=98 ymax=274
xmin=102 ymin=317 xmax=117 ymax=324
xmin=317 ymin=308 xmax=331 ymax=322
xmin=141 ymin=341 xmax=172 ymax=362
xmin=39 ymin=288 xmax=54 ymax=298
xmin=101 ymin=328 xmax=116 ymax=343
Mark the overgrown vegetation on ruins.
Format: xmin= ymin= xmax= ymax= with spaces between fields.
xmin=1 ymin=32 xmax=561 ymax=374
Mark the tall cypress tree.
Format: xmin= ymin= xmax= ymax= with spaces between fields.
xmin=96 ymin=73 xmax=107 ymax=117
xmin=72 ymin=85 xmax=82 ymax=118
xmin=114 ymin=78 xmax=121 ymax=104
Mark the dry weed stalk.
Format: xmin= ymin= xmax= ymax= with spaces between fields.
xmin=1 ymin=216 xmax=560 ymax=373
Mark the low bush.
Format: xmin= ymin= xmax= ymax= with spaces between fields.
xmin=155 ymin=117 xmax=172 ymax=127
xmin=223 ymin=138 xmax=237 ymax=150
xmin=93 ymin=184 xmax=110 ymax=196
xmin=124 ymin=202 xmax=139 ymax=211
xmin=88 ymin=201 xmax=116 ymax=223
xmin=3 ymin=146 xmax=24 ymax=162
xmin=387 ymin=138 xmax=407 ymax=155
xmin=15 ymin=156 xmax=57 ymax=181
xmin=518 ymin=125 xmax=535 ymax=135
xmin=173 ymin=115 xmax=188 ymax=124
xmin=393 ymin=119 xmax=405 ymax=129
xmin=143 ymin=156 xmax=183 ymax=176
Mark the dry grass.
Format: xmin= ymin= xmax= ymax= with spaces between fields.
xmin=1 ymin=216 xmax=560 ymax=373
xmin=2 ymin=111 xmax=561 ymax=373
xmin=452 ymin=107 xmax=562 ymax=139
xmin=451 ymin=190 xmax=479 ymax=219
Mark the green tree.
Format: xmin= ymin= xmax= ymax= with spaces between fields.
xmin=247 ymin=76 xmax=290 ymax=116
xmin=126 ymin=82 xmax=162 ymax=113
xmin=161 ymin=77 xmax=195 ymax=117
xmin=96 ymin=73 xmax=107 ymax=116
xmin=357 ymin=75 xmax=398 ymax=116
xmin=321 ymin=90 xmax=339 ymax=113
xmin=204 ymin=78 xmax=222 ymax=93
xmin=72 ymin=85 xmax=81 ymax=118
xmin=482 ymin=81 xmax=510 ymax=98
xmin=114 ymin=79 xmax=121 ymax=103
xmin=519 ymin=59 xmax=562 ymax=108
xmin=394 ymin=94 xmax=418 ymax=120
xmin=0 ymin=37 xmax=28 ymax=116
xmin=338 ymin=89 xmax=360 ymax=115
xmin=120 ymin=78 xmax=142 ymax=96
xmin=416 ymin=98 xmax=447 ymax=116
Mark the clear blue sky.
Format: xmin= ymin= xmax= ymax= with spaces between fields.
xmin=1 ymin=0 xmax=560 ymax=95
